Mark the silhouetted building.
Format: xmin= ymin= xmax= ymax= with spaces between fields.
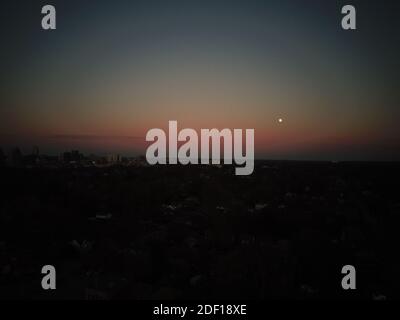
xmin=0 ymin=148 xmax=5 ymax=166
xmin=32 ymin=146 xmax=39 ymax=156
xmin=107 ymin=154 xmax=121 ymax=163
xmin=60 ymin=150 xmax=83 ymax=163
xmin=7 ymin=147 xmax=23 ymax=167
xmin=23 ymin=146 xmax=41 ymax=166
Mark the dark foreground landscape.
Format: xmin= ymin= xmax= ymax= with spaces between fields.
xmin=1 ymin=161 xmax=400 ymax=299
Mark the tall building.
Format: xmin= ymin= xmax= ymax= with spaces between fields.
xmin=0 ymin=148 xmax=5 ymax=166
xmin=7 ymin=147 xmax=23 ymax=167
xmin=32 ymin=146 xmax=39 ymax=156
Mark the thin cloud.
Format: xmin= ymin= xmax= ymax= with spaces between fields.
xmin=48 ymin=134 xmax=143 ymax=141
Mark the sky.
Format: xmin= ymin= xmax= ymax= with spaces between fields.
xmin=1 ymin=0 xmax=399 ymax=160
